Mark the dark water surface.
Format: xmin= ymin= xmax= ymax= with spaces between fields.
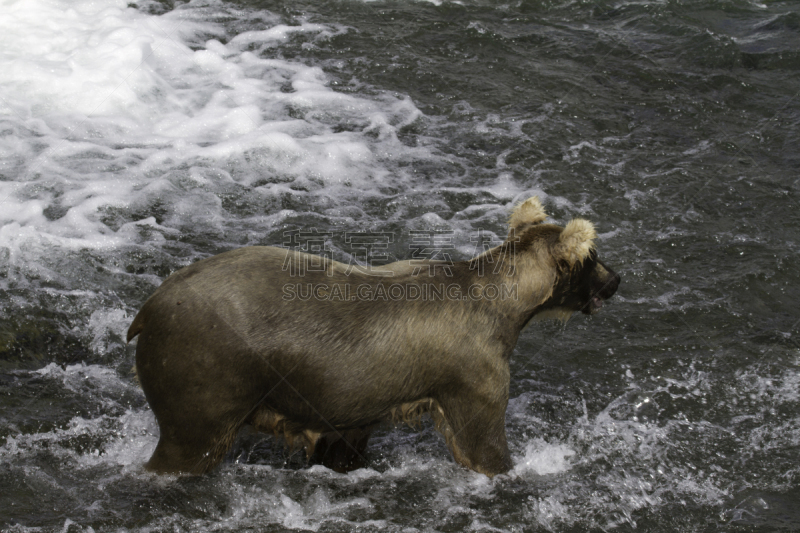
xmin=1 ymin=0 xmax=799 ymax=531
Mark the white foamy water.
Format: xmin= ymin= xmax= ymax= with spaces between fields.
xmin=512 ymin=438 xmax=575 ymax=476
xmin=2 ymin=363 xmax=157 ymax=470
xmin=0 ymin=0 xmax=514 ymax=293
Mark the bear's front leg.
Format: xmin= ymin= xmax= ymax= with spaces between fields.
xmin=436 ymin=392 xmax=513 ymax=477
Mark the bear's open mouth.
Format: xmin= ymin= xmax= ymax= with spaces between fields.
xmin=589 ymin=296 xmax=604 ymax=313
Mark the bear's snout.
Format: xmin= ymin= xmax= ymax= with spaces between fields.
xmin=584 ymin=260 xmax=620 ymax=314
xmin=596 ymin=261 xmax=620 ymax=300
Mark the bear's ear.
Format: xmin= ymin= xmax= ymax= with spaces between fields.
xmin=553 ymin=218 xmax=597 ymax=266
xmin=508 ymin=196 xmax=547 ymax=235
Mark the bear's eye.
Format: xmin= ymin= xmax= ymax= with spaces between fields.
xmin=579 ymin=250 xmax=598 ymax=276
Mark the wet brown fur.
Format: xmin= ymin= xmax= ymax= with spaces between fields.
xmin=127 ymin=196 xmax=619 ymax=477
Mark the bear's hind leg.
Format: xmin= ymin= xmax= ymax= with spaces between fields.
xmin=145 ymin=419 xmax=240 ymax=475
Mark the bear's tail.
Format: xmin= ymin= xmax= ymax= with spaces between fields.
xmin=127 ymin=310 xmax=146 ymax=343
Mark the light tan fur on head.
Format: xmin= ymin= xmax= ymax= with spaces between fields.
xmin=508 ymin=196 xmax=547 ymax=236
xmin=553 ymin=218 xmax=596 ymax=266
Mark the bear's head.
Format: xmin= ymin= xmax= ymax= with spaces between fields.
xmin=505 ymin=196 xmax=620 ymax=322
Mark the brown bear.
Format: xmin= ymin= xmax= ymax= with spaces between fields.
xmin=127 ymin=196 xmax=619 ymax=477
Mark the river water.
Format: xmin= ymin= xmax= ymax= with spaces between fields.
xmin=1 ymin=0 xmax=799 ymax=530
